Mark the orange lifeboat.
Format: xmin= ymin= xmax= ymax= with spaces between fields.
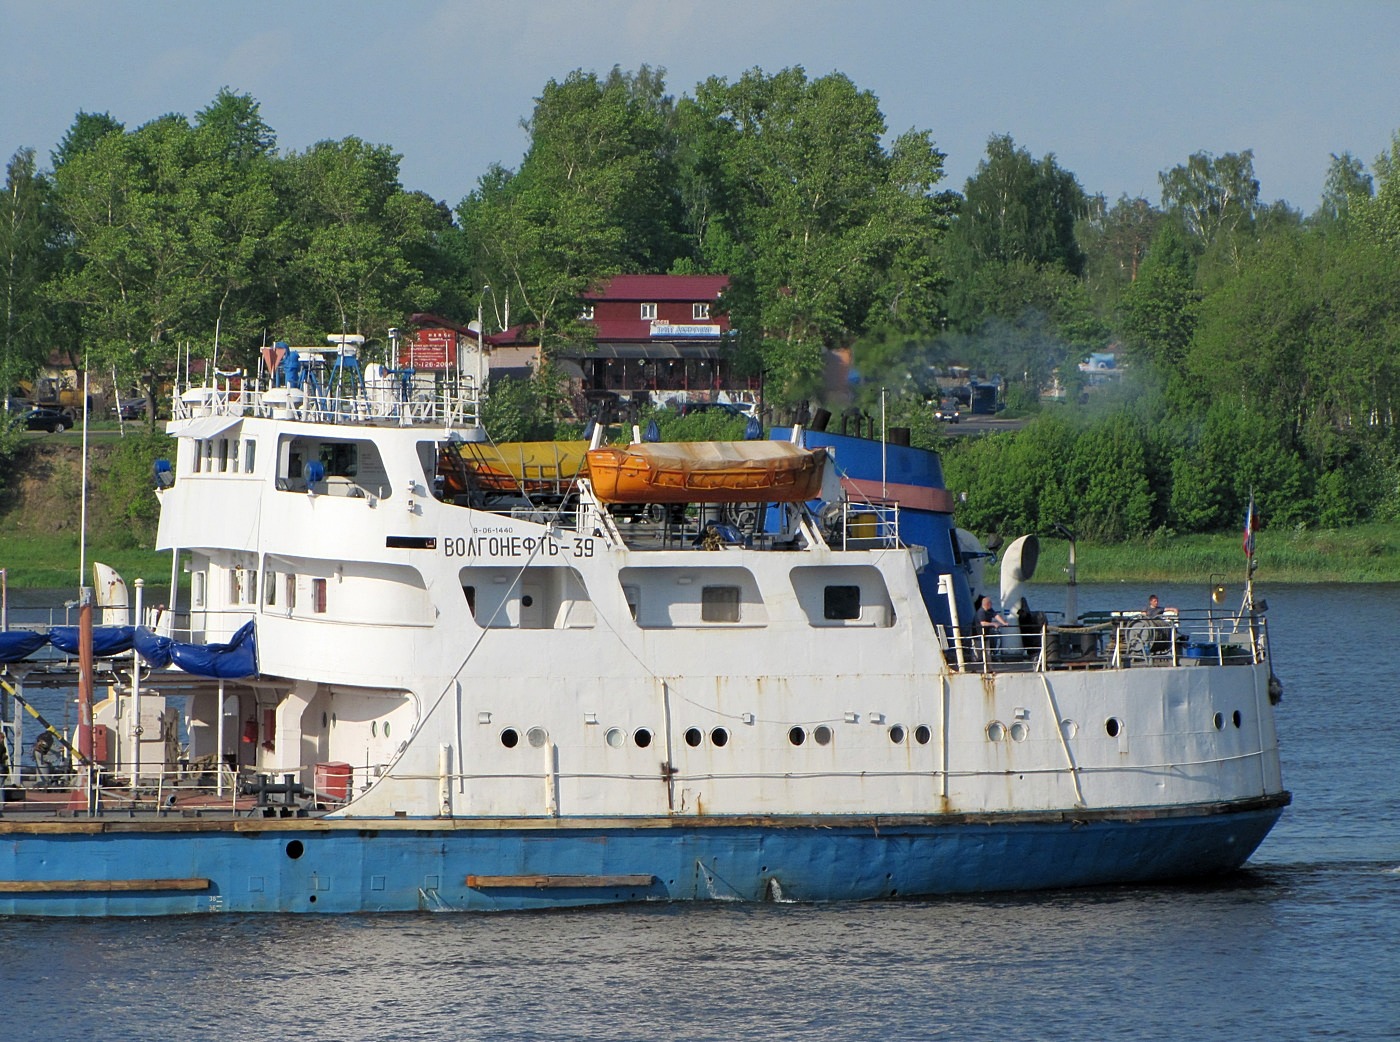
xmin=586 ymin=441 xmax=826 ymax=504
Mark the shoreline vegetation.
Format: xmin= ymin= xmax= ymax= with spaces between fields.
xmin=5 ymin=521 xmax=1400 ymax=592
xmin=4 ymin=434 xmax=1399 ymax=590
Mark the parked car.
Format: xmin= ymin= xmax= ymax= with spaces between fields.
xmin=934 ymin=399 xmax=961 ymax=423
xmin=117 ymin=398 xmax=146 ymax=421
xmin=24 ymin=406 xmax=70 ymax=432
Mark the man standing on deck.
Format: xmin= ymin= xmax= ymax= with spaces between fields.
xmin=973 ymin=595 xmax=1009 ymax=659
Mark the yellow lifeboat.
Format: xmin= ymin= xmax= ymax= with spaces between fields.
xmin=439 ymin=441 xmax=590 ymax=496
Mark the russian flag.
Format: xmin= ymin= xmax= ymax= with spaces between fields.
xmin=1243 ymin=495 xmax=1258 ymax=557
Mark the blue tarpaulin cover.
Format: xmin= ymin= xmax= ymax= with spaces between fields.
xmin=1 ymin=622 xmax=257 ymax=679
xmin=168 ymin=621 xmax=258 ymax=678
xmin=132 ymin=627 xmax=174 ymax=668
xmin=48 ymin=625 xmax=135 ymax=656
xmin=0 ymin=631 xmax=50 ymax=663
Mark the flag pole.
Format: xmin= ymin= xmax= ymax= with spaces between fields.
xmin=1243 ymin=491 xmax=1258 ymax=611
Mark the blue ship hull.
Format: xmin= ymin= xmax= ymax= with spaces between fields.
xmin=0 ymin=799 xmax=1286 ymax=916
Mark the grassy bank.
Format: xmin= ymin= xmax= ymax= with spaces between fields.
xmin=1 ymin=532 xmax=174 ymax=590
xmin=4 ymin=520 xmax=1400 ymax=590
xmin=992 ymin=524 xmax=1400 ymax=585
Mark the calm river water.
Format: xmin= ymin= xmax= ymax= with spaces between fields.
xmin=0 ymin=582 xmax=1394 ymax=1041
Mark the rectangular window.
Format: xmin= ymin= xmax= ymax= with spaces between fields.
xmin=192 ymin=571 xmax=206 ymax=609
xmin=693 ymin=303 xmax=710 ymax=320
xmin=824 ymin=585 xmax=862 ymax=620
xmin=218 ymin=439 xmax=230 ymax=473
xmin=285 ymin=575 xmax=297 ymax=611
xmin=701 ymin=585 xmax=741 ymax=623
xmin=244 ymin=439 xmax=257 ymax=474
xmin=312 ymin=578 xmax=327 ymax=614
xmin=264 ymin=571 xmax=277 ymax=607
xmin=320 ymin=443 xmax=359 ymax=477
xmin=640 ymin=303 xmax=657 ymax=320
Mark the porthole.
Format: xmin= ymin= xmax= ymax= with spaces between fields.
xmin=987 ymin=721 xmax=1007 ymax=742
xmin=286 ymin=840 xmax=304 ymax=860
xmin=383 ymin=722 xmax=390 ymax=739
xmin=684 ymin=727 xmax=703 ymax=748
xmin=1213 ymin=713 xmax=1224 ymax=731
xmin=521 ymin=594 xmax=534 ymax=608
xmin=1009 ymin=721 xmax=1028 ymax=743
xmin=914 ymin=724 xmax=931 ymax=745
xmin=605 ymin=727 xmax=624 ymax=748
xmin=710 ymin=727 xmax=730 ymax=748
xmin=500 ymin=727 xmax=520 ymax=748
xmin=634 ymin=728 xmax=653 ymax=749
xmin=1105 ymin=717 xmax=1122 ymax=738
xmin=321 ymin=712 xmax=328 ymax=728
xmin=1060 ymin=719 xmax=1078 ymax=739
xmin=1232 ymin=710 xmax=1242 ymax=729
xmin=372 ymin=721 xmax=378 ymax=737
xmin=526 ymin=726 xmax=548 ymax=748
xmin=888 ymin=724 xmax=906 ymax=744
xmin=813 ymin=725 xmax=833 ymax=746
xmin=788 ymin=726 xmax=806 ymax=746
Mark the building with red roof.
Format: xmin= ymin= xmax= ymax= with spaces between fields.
xmin=571 ymin=274 xmax=758 ymax=418
xmin=426 ymin=274 xmax=758 ymax=420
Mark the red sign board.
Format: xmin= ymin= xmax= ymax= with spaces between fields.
xmin=400 ymin=328 xmax=459 ymax=370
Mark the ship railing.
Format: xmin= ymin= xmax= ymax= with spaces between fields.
xmin=1 ymin=757 xmax=389 ymax=818
xmin=949 ymin=609 xmax=1268 ymax=673
xmin=171 ymin=372 xmax=482 ymax=430
xmin=837 ymin=501 xmax=901 ymax=550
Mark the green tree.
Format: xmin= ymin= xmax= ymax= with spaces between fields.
xmin=1314 ymin=151 xmax=1373 ymax=228
xmin=458 ymin=66 xmax=682 ymax=363
xmin=189 ymin=91 xmax=281 ymax=374
xmin=0 ymin=148 xmax=60 ymax=389
xmin=1353 ymin=131 xmax=1400 ymax=247
xmin=50 ymin=114 xmax=221 ymax=399
xmin=947 ymin=134 xmax=1087 ymax=279
xmin=1167 ymin=401 xmax=1311 ymax=532
xmin=1117 ymin=219 xmax=1198 ymax=379
xmin=51 ymin=111 xmax=123 ymax=168
xmin=49 ymin=96 xmax=284 ymax=404
xmin=1077 ymin=194 xmax=1163 ymax=311
xmin=281 ymin=137 xmax=445 ymax=341
xmin=680 ymin=67 xmax=950 ymax=404
xmin=942 ymin=412 xmax=1077 ymax=538
xmin=1158 ymin=149 xmax=1259 ymax=265
xmin=1064 ymin=410 xmax=1154 ymax=540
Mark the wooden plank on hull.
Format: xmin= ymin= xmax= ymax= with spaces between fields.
xmin=467 ymin=873 xmax=655 ymax=889
xmin=0 ymin=878 xmax=211 ymax=893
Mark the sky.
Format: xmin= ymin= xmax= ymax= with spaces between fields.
xmin=3 ymin=0 xmax=1399 ymax=215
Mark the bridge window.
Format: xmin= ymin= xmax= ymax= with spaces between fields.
xmin=701 ymin=585 xmax=741 ymax=623
xmin=823 ymin=585 xmax=861 ymax=620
